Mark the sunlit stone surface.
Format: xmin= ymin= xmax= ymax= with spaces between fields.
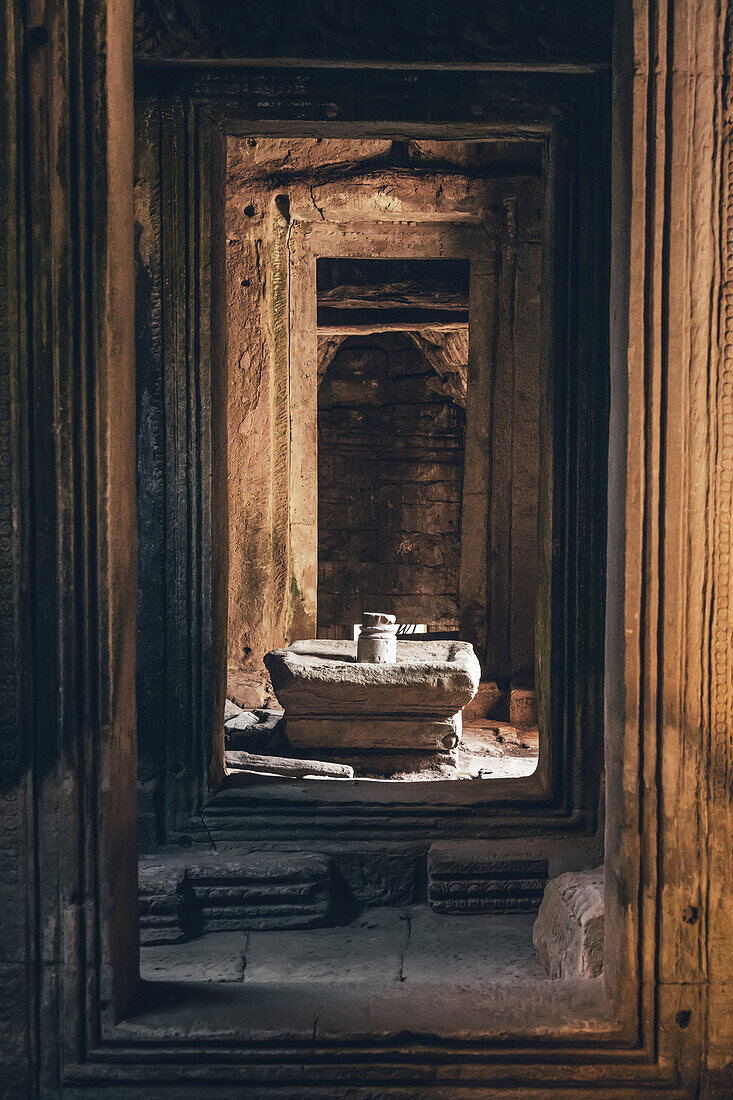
xmin=264 ymin=638 xmax=480 ymax=755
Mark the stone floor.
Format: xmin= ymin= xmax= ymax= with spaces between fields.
xmin=140 ymin=906 xmax=547 ymax=986
xmin=459 ymin=721 xmax=539 ymax=779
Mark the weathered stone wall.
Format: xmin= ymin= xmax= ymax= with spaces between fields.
xmin=225 ymin=137 xmax=541 ymax=676
xmin=226 ymin=140 xmax=395 ymax=673
xmin=317 ymin=333 xmax=465 ymax=633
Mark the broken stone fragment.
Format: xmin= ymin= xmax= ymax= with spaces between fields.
xmin=225 ymin=706 xmax=284 ymax=732
xmin=224 ymin=698 xmax=242 ymax=721
xmin=225 ymin=706 xmax=286 ymax=751
xmin=225 ymin=749 xmax=354 ymax=779
xmin=532 ymin=867 xmax=604 ymax=979
xmin=225 ymin=708 xmax=259 ymax=730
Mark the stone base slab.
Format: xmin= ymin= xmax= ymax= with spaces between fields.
xmin=264 ymin=638 xmax=480 ymax=753
xmin=308 ymin=747 xmax=459 ymax=774
xmin=285 ymin=713 xmax=461 ymax=752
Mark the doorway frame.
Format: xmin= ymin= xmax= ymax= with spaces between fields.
xmin=6 ymin=0 xmax=728 ymax=1089
xmin=134 ymin=70 xmax=609 ymax=841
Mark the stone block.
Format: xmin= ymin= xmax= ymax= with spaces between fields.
xmin=427 ymin=840 xmax=549 ymax=914
xmin=532 ymin=867 xmax=604 ymax=979
xmin=138 ymin=851 xmax=336 ymax=940
xmin=509 ymin=686 xmax=538 ymax=728
xmin=187 ymin=851 xmax=334 ymax=932
xmin=463 ymin=680 xmax=506 ymax=721
xmin=138 ymin=860 xmax=189 ymax=945
xmin=264 ymin=638 xmax=480 ymax=752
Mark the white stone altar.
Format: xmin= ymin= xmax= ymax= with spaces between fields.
xmin=263 ymin=638 xmax=481 ymax=758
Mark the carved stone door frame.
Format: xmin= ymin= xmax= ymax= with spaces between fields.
xmin=134 ymin=72 xmax=610 ymax=839
xmin=4 ymin=0 xmax=731 ymax=1092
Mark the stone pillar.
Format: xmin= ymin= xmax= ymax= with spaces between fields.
xmin=459 ymin=257 xmax=498 ymax=668
xmin=357 ymin=612 xmax=397 ymax=663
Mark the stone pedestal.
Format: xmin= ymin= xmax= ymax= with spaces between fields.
xmin=264 ymin=639 xmax=480 ymax=760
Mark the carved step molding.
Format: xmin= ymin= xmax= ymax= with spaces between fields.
xmin=428 ymin=840 xmax=552 ymax=914
xmin=139 ymin=851 xmax=334 ymax=943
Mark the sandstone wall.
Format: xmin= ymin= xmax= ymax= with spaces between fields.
xmin=225 ymin=137 xmax=541 ymax=679
xmin=317 ymin=333 xmax=465 ymax=633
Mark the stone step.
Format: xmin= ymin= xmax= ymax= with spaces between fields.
xmin=427 ymin=840 xmax=550 ymax=914
xmin=138 ymin=851 xmax=334 ymax=942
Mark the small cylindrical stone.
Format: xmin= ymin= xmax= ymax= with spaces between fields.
xmin=357 ymin=612 xmax=397 ymax=663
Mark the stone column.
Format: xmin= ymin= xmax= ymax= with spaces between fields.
xmin=459 ymin=256 xmax=498 ymax=669
xmin=357 ymin=612 xmax=397 ymax=663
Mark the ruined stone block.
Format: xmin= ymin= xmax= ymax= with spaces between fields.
xmin=138 ymin=852 xmax=336 ymax=940
xmin=463 ymin=680 xmax=506 ymax=721
xmin=186 ymin=852 xmax=334 ymax=932
xmin=509 ymin=686 xmax=538 ymax=728
xmin=532 ymin=867 xmax=604 ymax=979
xmin=138 ymin=860 xmax=188 ymax=945
xmin=427 ymin=841 xmax=549 ymax=914
xmin=264 ymin=638 xmax=480 ymax=752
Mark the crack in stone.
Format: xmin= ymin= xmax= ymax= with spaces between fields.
xmin=398 ymin=910 xmax=411 ymax=983
xmin=309 ymin=184 xmax=326 ymax=221
xmin=240 ymin=932 xmax=249 ymax=981
xmin=199 ymin=812 xmax=217 ymax=852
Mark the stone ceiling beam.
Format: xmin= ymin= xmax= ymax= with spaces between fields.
xmin=317 ymin=307 xmax=468 ymax=332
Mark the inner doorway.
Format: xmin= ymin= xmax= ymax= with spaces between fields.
xmin=224 ymin=137 xmax=542 ymax=782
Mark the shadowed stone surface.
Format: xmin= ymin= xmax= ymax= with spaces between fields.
xmin=138 ymin=851 xmax=335 ymax=941
xmin=140 ymin=906 xmax=546 ymax=992
xmin=533 ymin=867 xmax=604 ymax=979
xmin=243 ymin=907 xmax=409 ymax=985
xmin=141 ymin=932 xmax=247 ymax=982
xmin=402 ymin=908 xmax=546 ymax=986
xmin=428 ymin=840 xmax=549 ymax=913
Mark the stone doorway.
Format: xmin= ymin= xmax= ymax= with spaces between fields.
xmin=135 ymin=102 xmax=607 ymax=843
xmin=224 ymin=139 xmax=543 ymax=783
